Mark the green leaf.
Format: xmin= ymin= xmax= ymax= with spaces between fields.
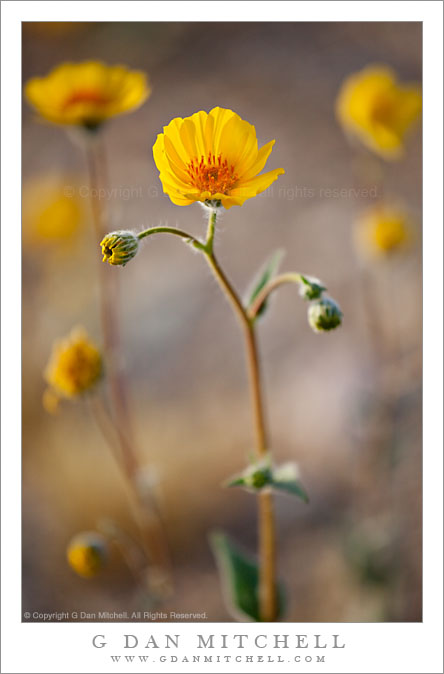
xmin=210 ymin=532 xmax=285 ymax=622
xmin=225 ymin=476 xmax=246 ymax=488
xmin=272 ymin=479 xmax=309 ymax=502
xmin=272 ymin=462 xmax=309 ymax=503
xmin=246 ymin=249 xmax=284 ymax=318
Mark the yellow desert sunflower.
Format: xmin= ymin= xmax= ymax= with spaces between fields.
xmin=336 ymin=65 xmax=421 ymax=160
xmin=43 ymin=327 xmax=103 ymax=412
xmin=25 ymin=61 xmax=149 ymax=129
xmin=153 ymin=107 xmax=285 ymax=209
xmin=354 ymin=204 xmax=413 ymax=258
xmin=22 ymin=175 xmax=84 ymax=246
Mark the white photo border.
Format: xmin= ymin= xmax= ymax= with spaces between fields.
xmin=2 ymin=2 xmax=442 ymax=673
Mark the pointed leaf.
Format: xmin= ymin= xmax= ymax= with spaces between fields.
xmin=272 ymin=479 xmax=309 ymax=503
xmin=225 ymin=475 xmax=247 ymax=488
xmin=246 ymin=249 xmax=284 ymax=318
xmin=272 ymin=462 xmax=309 ymax=503
xmin=210 ymin=532 xmax=285 ymax=622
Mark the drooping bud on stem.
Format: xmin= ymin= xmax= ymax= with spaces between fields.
xmin=100 ymin=230 xmax=139 ymax=266
xmin=308 ymin=297 xmax=343 ymax=333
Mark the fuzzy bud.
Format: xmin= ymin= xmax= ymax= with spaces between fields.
xmin=308 ymin=297 xmax=343 ymax=333
xmin=100 ymin=230 xmax=139 ymax=266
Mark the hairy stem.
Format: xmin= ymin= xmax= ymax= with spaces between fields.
xmin=138 ymin=226 xmax=201 ymax=245
xmin=127 ymin=211 xmax=279 ymax=618
xmin=248 ymin=272 xmax=303 ymax=320
xmin=201 ymin=210 xmax=277 ymax=622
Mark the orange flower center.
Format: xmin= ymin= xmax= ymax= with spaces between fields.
xmin=371 ymin=93 xmax=396 ymax=125
xmin=187 ymin=153 xmax=238 ymax=195
xmin=62 ymin=89 xmax=110 ymax=110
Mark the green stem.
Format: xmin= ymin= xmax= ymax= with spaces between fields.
xmin=205 ymin=208 xmax=217 ymax=254
xmin=200 ymin=210 xmax=277 ymax=622
xmin=138 ymin=226 xmax=201 ymax=247
xmin=135 ymin=210 xmax=279 ymax=620
xmin=248 ymin=272 xmax=303 ymax=320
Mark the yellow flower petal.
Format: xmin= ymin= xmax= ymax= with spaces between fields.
xmin=240 ymin=140 xmax=275 ymax=182
xmin=229 ymin=168 xmax=285 ymax=198
xmin=209 ymin=107 xmax=237 ymax=155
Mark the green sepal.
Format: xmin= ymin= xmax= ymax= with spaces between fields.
xmin=246 ymin=249 xmax=284 ymax=318
xmin=210 ymin=532 xmax=285 ymax=622
xmin=299 ymin=275 xmax=326 ymax=301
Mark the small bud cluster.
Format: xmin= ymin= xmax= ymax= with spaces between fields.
xmin=246 ymin=465 xmax=274 ymax=490
xmin=100 ymin=230 xmax=139 ymax=266
xmin=226 ymin=457 xmax=309 ymax=503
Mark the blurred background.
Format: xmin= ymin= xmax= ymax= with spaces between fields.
xmin=22 ymin=22 xmax=422 ymax=622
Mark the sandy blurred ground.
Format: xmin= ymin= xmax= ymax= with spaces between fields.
xmin=22 ymin=22 xmax=422 ymax=622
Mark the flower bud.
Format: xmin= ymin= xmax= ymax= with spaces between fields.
xmin=308 ymin=297 xmax=343 ymax=333
xmin=246 ymin=465 xmax=273 ymax=490
xmin=354 ymin=205 xmax=413 ymax=259
xmin=100 ymin=230 xmax=139 ymax=266
xmin=226 ymin=457 xmax=273 ymax=491
xmin=299 ymin=275 xmax=326 ymax=301
xmin=67 ymin=532 xmax=108 ymax=578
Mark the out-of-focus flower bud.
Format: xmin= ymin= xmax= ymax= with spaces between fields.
xmin=299 ymin=275 xmax=326 ymax=301
xmin=308 ymin=297 xmax=343 ymax=333
xmin=100 ymin=230 xmax=139 ymax=266
xmin=67 ymin=532 xmax=108 ymax=578
xmin=226 ymin=458 xmax=273 ymax=492
xmin=246 ymin=465 xmax=273 ymax=490
xmin=354 ymin=205 xmax=413 ymax=259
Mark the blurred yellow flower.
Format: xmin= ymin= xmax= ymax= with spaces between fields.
xmin=67 ymin=532 xmax=108 ymax=578
xmin=43 ymin=327 xmax=102 ymax=411
xmin=153 ymin=107 xmax=285 ymax=209
xmin=354 ymin=205 xmax=413 ymax=258
xmin=23 ymin=177 xmax=84 ymax=246
xmin=25 ymin=61 xmax=149 ymax=128
xmin=336 ymin=65 xmax=421 ymax=159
